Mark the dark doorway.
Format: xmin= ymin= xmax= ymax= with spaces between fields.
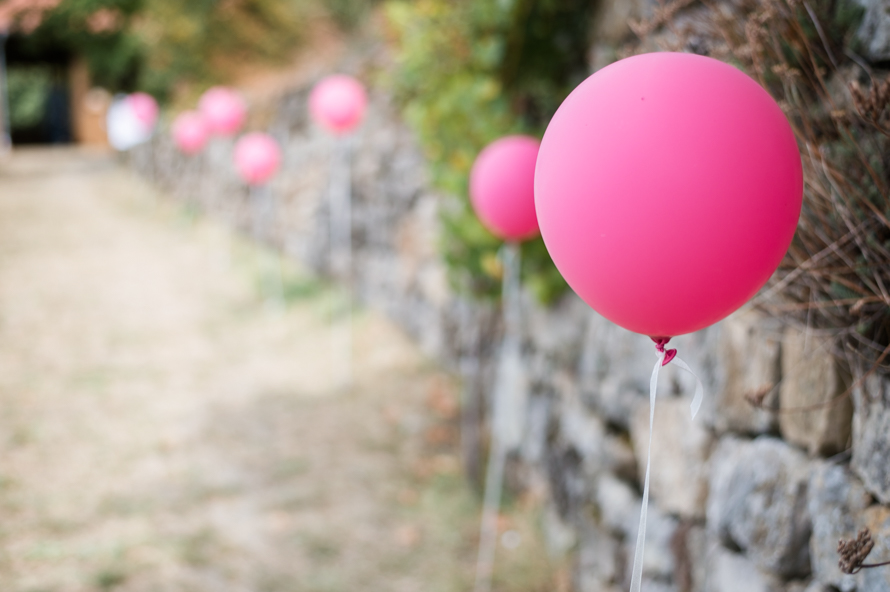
xmin=5 ymin=33 xmax=73 ymax=145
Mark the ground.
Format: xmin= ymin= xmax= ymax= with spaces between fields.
xmin=0 ymin=149 xmax=558 ymax=592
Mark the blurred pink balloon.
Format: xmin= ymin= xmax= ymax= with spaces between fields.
xmin=234 ymin=132 xmax=281 ymax=186
xmin=309 ymin=75 xmax=367 ymax=135
xmin=535 ymin=52 xmax=802 ymax=338
xmin=172 ymin=111 xmax=209 ymax=155
xmin=127 ymin=92 xmax=158 ymax=130
xmin=469 ymin=135 xmax=540 ymax=241
xmin=199 ymin=87 xmax=247 ymax=137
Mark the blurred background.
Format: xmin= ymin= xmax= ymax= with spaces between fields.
xmin=0 ymin=1 xmax=889 ymax=592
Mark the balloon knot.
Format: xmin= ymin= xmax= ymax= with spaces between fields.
xmin=651 ymin=337 xmax=677 ymax=366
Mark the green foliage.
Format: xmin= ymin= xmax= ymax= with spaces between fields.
xmin=24 ymin=0 xmax=370 ymax=99
xmin=135 ymin=0 xmax=309 ymax=99
xmin=387 ymin=0 xmax=594 ymax=302
xmin=326 ymin=0 xmax=379 ymax=29
xmin=7 ymin=66 xmax=52 ymax=128
xmin=15 ymin=0 xmax=144 ymax=90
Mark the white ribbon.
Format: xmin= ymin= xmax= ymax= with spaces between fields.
xmin=629 ymin=349 xmax=704 ymax=592
xmin=673 ymin=355 xmax=704 ymax=420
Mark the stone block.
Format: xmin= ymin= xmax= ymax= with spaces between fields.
xmin=577 ymin=311 xmax=660 ymax=429
xmin=575 ymin=518 xmax=619 ymax=592
xmin=631 ymin=397 xmax=714 ymax=519
xmin=707 ymin=436 xmax=812 ymax=578
xmin=807 ymin=461 xmax=871 ymax=591
xmin=524 ymin=292 xmax=590 ymax=371
xmin=779 ymin=330 xmax=853 ymax=456
xmin=706 ymin=546 xmax=783 ymax=592
xmin=854 ymin=0 xmax=890 ymax=62
xmin=852 ymin=372 xmax=890 ymax=504
xmin=857 ymin=505 xmax=890 ymax=592
xmin=595 ymin=473 xmax=640 ymax=537
xmin=621 ymin=503 xmax=679 ymax=584
xmin=543 ymin=502 xmax=577 ymax=558
xmin=711 ymin=310 xmax=782 ymax=435
xmin=559 ymin=377 xmax=637 ymax=482
xmin=809 ymin=500 xmax=890 ymax=592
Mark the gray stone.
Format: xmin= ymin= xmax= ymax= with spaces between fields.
xmin=630 ymin=396 xmax=714 ymax=519
xmin=595 ymin=473 xmax=640 ymax=537
xmin=577 ymin=311 xmax=660 ymax=429
xmin=807 ymin=461 xmax=871 ymax=591
xmin=705 ymin=546 xmax=783 ymax=592
xmin=806 ymin=499 xmax=890 ymax=592
xmin=543 ymin=502 xmax=577 ymax=558
xmin=519 ymin=393 xmax=550 ymax=467
xmin=779 ymin=330 xmax=853 ymax=456
xmin=852 ymin=372 xmax=890 ymax=504
xmin=711 ymin=311 xmax=782 ymax=435
xmin=621 ymin=504 xmax=678 ymax=583
xmin=575 ymin=518 xmax=619 ymax=592
xmin=857 ymin=505 xmax=890 ymax=592
xmin=558 ymin=372 xmax=637 ymax=482
xmin=676 ymin=523 xmax=707 ymax=592
xmin=634 ymin=581 xmax=677 ymax=592
xmin=799 ymin=583 xmax=837 ymax=592
xmin=707 ymin=436 xmax=812 ymax=578
xmin=854 ymin=0 xmax=890 ymax=62
xmin=524 ymin=292 xmax=590 ymax=371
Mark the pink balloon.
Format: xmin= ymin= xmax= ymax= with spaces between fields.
xmin=309 ymin=75 xmax=367 ymax=135
xmin=535 ymin=53 xmax=802 ymax=338
xmin=233 ymin=132 xmax=281 ymax=186
xmin=172 ymin=111 xmax=209 ymax=155
xmin=199 ymin=87 xmax=247 ymax=137
xmin=469 ymin=135 xmax=540 ymax=241
xmin=127 ymin=92 xmax=158 ymax=129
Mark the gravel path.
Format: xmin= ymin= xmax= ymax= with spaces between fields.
xmin=0 ymin=148 xmax=554 ymax=592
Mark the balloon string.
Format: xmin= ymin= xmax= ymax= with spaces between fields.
xmin=630 ymin=349 xmax=663 ymax=592
xmin=473 ymin=242 xmax=521 ymax=592
xmin=329 ymin=136 xmax=353 ymax=388
xmin=630 ymin=342 xmax=704 ymax=592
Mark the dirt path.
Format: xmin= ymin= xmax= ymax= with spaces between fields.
xmin=0 ymin=149 xmax=553 ymax=592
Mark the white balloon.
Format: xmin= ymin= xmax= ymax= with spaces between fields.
xmin=106 ymin=95 xmax=153 ymax=151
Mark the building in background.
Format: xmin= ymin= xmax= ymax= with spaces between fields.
xmin=0 ymin=0 xmax=110 ymax=148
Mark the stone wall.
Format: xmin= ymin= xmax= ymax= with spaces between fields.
xmin=130 ymin=2 xmax=890 ymax=589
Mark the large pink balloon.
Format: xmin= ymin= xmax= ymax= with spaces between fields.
xmin=309 ymin=75 xmax=367 ymax=135
xmin=535 ymin=52 xmax=802 ymax=338
xmin=469 ymin=135 xmax=540 ymax=241
xmin=199 ymin=87 xmax=247 ymax=137
xmin=127 ymin=92 xmax=158 ymax=130
xmin=234 ymin=132 xmax=281 ymax=186
xmin=172 ymin=111 xmax=209 ymax=155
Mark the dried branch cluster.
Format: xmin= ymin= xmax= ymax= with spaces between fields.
xmin=635 ymin=0 xmax=890 ymax=374
xmin=838 ymin=528 xmax=875 ymax=574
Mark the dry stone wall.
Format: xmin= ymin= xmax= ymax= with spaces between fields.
xmin=130 ymin=3 xmax=890 ymax=587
